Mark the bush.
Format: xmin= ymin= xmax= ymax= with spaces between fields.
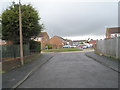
xmin=29 ymin=40 xmax=41 ymax=53
xmin=46 ymin=44 xmax=52 ymax=49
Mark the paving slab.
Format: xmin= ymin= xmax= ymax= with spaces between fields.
xmin=85 ymin=51 xmax=119 ymax=72
xmin=2 ymin=53 xmax=54 ymax=88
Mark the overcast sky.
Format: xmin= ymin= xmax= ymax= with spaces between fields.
xmin=0 ymin=0 xmax=118 ymax=40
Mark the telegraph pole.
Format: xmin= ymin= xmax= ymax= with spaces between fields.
xmin=19 ymin=0 xmax=24 ymax=65
xmin=116 ymin=37 xmax=119 ymax=59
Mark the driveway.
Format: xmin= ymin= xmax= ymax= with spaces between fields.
xmin=18 ymin=51 xmax=118 ymax=88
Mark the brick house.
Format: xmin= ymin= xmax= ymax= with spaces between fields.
xmin=106 ymin=27 xmax=120 ymax=38
xmin=0 ymin=40 xmax=6 ymax=45
xmin=64 ymin=39 xmax=73 ymax=46
xmin=88 ymin=40 xmax=96 ymax=44
xmin=49 ymin=36 xmax=66 ymax=49
xmin=88 ymin=40 xmax=96 ymax=48
xmin=73 ymin=40 xmax=87 ymax=46
xmin=0 ymin=40 xmax=14 ymax=45
xmin=35 ymin=32 xmax=49 ymax=50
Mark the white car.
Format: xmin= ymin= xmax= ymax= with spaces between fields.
xmin=63 ymin=45 xmax=76 ymax=48
xmin=63 ymin=45 xmax=71 ymax=48
xmin=70 ymin=45 xmax=76 ymax=48
xmin=82 ymin=45 xmax=88 ymax=49
xmin=87 ymin=44 xmax=93 ymax=48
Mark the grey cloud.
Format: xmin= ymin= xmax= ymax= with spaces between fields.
xmin=35 ymin=2 xmax=117 ymax=37
xmin=1 ymin=1 xmax=118 ymax=38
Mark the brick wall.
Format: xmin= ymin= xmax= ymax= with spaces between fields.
xmin=49 ymin=36 xmax=64 ymax=49
xmin=41 ymin=35 xmax=49 ymax=50
xmin=38 ymin=32 xmax=50 ymax=50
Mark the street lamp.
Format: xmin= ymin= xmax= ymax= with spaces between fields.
xmin=19 ymin=0 xmax=24 ymax=65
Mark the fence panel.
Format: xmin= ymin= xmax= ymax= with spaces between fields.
xmin=2 ymin=45 xmax=15 ymax=58
xmin=2 ymin=44 xmax=30 ymax=59
xmin=96 ymin=37 xmax=120 ymax=59
xmin=23 ymin=44 xmax=30 ymax=56
xmin=118 ymin=38 xmax=120 ymax=58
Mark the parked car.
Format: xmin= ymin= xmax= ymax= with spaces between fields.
xmin=82 ymin=45 xmax=88 ymax=49
xmin=87 ymin=44 xmax=93 ymax=48
xmin=81 ymin=44 xmax=93 ymax=49
xmin=63 ymin=45 xmax=71 ymax=48
xmin=63 ymin=45 xmax=76 ymax=48
xmin=70 ymin=45 xmax=76 ymax=48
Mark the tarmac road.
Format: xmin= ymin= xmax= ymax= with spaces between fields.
xmin=18 ymin=51 xmax=118 ymax=88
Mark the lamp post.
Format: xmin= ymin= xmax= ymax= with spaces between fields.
xmin=19 ymin=0 xmax=24 ymax=65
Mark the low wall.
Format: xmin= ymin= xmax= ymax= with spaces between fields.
xmin=96 ymin=37 xmax=120 ymax=59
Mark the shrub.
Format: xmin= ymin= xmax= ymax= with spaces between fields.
xmin=29 ymin=40 xmax=41 ymax=53
xmin=46 ymin=44 xmax=52 ymax=49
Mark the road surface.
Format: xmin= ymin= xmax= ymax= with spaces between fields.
xmin=18 ymin=51 xmax=118 ymax=88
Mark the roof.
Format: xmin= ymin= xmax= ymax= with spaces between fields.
xmin=106 ymin=27 xmax=120 ymax=29
xmin=73 ymin=40 xmax=87 ymax=42
xmin=38 ymin=32 xmax=49 ymax=37
xmin=63 ymin=39 xmax=72 ymax=42
xmin=51 ymin=36 xmax=65 ymax=40
xmin=106 ymin=27 xmax=120 ymax=34
xmin=89 ymin=40 xmax=96 ymax=44
xmin=0 ymin=40 xmax=6 ymax=45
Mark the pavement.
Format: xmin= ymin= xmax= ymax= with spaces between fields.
xmin=17 ymin=51 xmax=118 ymax=88
xmin=85 ymin=51 xmax=119 ymax=72
xmin=2 ymin=53 xmax=54 ymax=89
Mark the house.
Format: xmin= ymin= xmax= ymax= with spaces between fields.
xmin=88 ymin=40 xmax=96 ymax=44
xmin=106 ymin=27 xmax=120 ymax=38
xmin=88 ymin=40 xmax=97 ymax=48
xmin=73 ymin=40 xmax=87 ymax=46
xmin=0 ymin=39 xmax=14 ymax=45
xmin=0 ymin=40 xmax=6 ymax=45
xmin=35 ymin=32 xmax=49 ymax=50
xmin=49 ymin=36 xmax=66 ymax=49
xmin=63 ymin=39 xmax=73 ymax=46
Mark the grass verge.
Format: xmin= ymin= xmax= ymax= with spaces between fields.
xmin=42 ymin=48 xmax=83 ymax=52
